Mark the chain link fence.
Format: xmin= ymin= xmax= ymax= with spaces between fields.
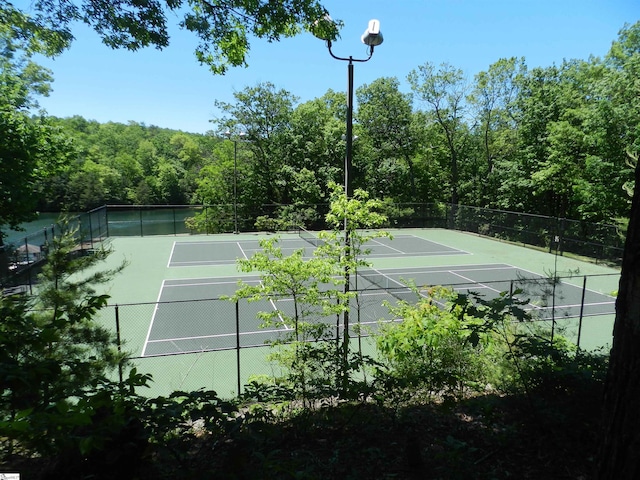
xmin=448 ymin=205 xmax=623 ymax=265
xmin=0 ymin=206 xmax=108 ymax=294
xmin=1 ymin=203 xmax=624 ymax=292
xmin=105 ymin=270 xmax=616 ymax=398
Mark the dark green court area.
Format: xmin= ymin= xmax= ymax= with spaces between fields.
xmin=167 ymin=234 xmax=469 ymax=267
xmin=140 ymin=263 xmax=615 ymax=357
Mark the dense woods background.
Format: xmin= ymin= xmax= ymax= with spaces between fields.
xmin=16 ymin=21 xmax=638 ymax=231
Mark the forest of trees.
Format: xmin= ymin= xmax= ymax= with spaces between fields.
xmin=11 ymin=21 xmax=637 ymax=232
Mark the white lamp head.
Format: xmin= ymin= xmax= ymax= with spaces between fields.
xmin=361 ymin=19 xmax=383 ymax=47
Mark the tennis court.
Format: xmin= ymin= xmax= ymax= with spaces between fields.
xmin=167 ymin=233 xmax=469 ymax=267
xmin=100 ymin=228 xmax=619 ymax=396
xmin=140 ymin=263 xmax=616 ymax=357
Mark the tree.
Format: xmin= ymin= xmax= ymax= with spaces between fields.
xmin=0 ymin=220 xmax=127 ymax=455
xmin=596 ymin=22 xmax=640 ymax=479
xmin=376 ymin=287 xmax=495 ymax=402
xmin=2 ymin=0 xmax=339 ymax=74
xmin=598 ymin=158 xmax=640 ymax=480
xmin=235 ymin=237 xmax=347 ymax=403
xmin=356 ymin=77 xmax=419 ymax=201
xmin=212 ymin=82 xmax=298 ymax=206
xmin=467 ymin=57 xmax=525 ymax=206
xmin=0 ymin=30 xmax=74 ymax=243
xmin=285 ymin=92 xmax=346 ymax=196
xmin=408 ymin=62 xmax=470 ymax=206
xmin=322 ymin=182 xmax=389 ymax=392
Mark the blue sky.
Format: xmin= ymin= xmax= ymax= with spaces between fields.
xmin=29 ymin=0 xmax=639 ymax=134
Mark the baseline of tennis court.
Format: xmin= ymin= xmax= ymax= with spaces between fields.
xmin=167 ymin=233 xmax=469 ymax=267
xmin=140 ymin=263 xmax=615 ymax=357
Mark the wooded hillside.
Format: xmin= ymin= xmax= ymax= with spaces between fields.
xmin=31 ymin=22 xmax=638 ymax=230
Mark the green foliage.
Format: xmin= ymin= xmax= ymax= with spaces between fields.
xmin=0 ymin=43 xmax=74 ymax=238
xmin=0 ymin=220 xmax=129 ymax=457
xmin=325 ymin=181 xmax=388 ymax=233
xmin=234 ymin=185 xmax=391 ymax=403
xmin=213 ymin=82 xmax=299 ymax=206
xmin=234 ymin=236 xmax=349 ymax=403
xmin=253 ymin=214 xmax=287 ymax=232
xmin=378 ymin=198 xmax=415 ymax=227
xmin=355 ymin=77 xmax=420 ymax=201
xmin=501 ymin=328 xmax=608 ymax=396
xmin=375 ymin=287 xmax=499 ymax=402
xmin=408 ymin=62 xmax=470 ymax=205
xmin=3 ymin=0 xmax=339 ymax=74
xmin=140 ymin=389 xmax=239 ymax=475
xmin=185 ymin=205 xmax=234 ymax=234
xmin=47 ymin=119 xmax=210 ymax=210
xmin=3 ymin=17 xmax=639 ymax=230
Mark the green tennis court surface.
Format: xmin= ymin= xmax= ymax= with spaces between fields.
xmin=141 ymin=263 xmax=615 ymax=357
xmin=168 ymin=234 xmax=469 ymax=267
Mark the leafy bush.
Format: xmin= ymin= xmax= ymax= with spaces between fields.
xmin=254 ymin=214 xmax=288 ymax=232
xmin=375 ymin=287 xmax=500 ymax=402
xmin=500 ymin=328 xmax=609 ymax=395
xmin=185 ymin=205 xmax=233 ymax=233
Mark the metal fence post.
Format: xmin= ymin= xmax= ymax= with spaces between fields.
xmin=115 ymin=305 xmax=123 ymax=384
xmin=105 ymin=205 xmax=110 ymax=238
xmin=88 ymin=213 xmax=94 ymax=249
xmin=172 ymin=207 xmax=177 ymax=236
xmin=236 ymin=299 xmax=241 ymax=396
xmin=576 ymin=276 xmax=588 ymax=350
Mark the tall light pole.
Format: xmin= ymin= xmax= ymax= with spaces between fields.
xmin=319 ymin=18 xmax=384 ymax=389
xmin=224 ymin=131 xmax=246 ymax=234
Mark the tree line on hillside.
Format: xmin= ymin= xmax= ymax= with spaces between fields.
xmin=4 ymin=22 xmax=640 ymax=239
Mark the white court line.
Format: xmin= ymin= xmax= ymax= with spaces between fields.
xmin=526 ymin=300 xmax=615 ymax=312
xmin=164 ymin=279 xmax=247 ymax=288
xmin=369 ymin=233 xmax=472 ymax=256
xmin=363 ymin=266 xmax=407 ymax=289
xmin=370 ymin=238 xmax=405 ymax=254
xmin=369 ymin=250 xmax=469 ymax=257
xmin=440 ymin=265 xmax=516 ymax=275
xmin=170 ymin=260 xmax=233 ymax=266
xmin=447 ymin=267 xmax=616 ymax=316
xmin=268 ymin=296 xmax=291 ymax=330
xmin=146 ymin=326 xmax=288 ymax=344
xmin=419 ymin=236 xmax=473 ymax=256
xmin=370 ymin=263 xmax=513 ymax=277
xmin=141 ymin=279 xmax=167 ymax=356
xmin=172 ymin=239 xmax=257 ymax=246
xmin=237 ymin=242 xmax=249 ymax=259
xmin=167 ymin=242 xmax=178 ymax=268
xmin=503 ymin=263 xmax=619 ymax=300
xmin=448 ymin=270 xmax=506 ymax=295
xmin=162 ymin=274 xmax=260 ymax=286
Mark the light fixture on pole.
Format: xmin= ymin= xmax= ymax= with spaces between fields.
xmin=224 ymin=130 xmax=246 ymax=234
xmin=317 ymin=18 xmax=383 ymax=388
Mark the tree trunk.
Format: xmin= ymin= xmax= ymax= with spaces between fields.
xmin=597 ymin=161 xmax=640 ymax=479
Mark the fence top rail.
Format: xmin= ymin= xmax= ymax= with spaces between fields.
xmin=106 ymin=204 xmax=204 ymax=209
xmin=100 ymin=203 xmax=621 ymax=228
xmin=456 ymin=204 xmax=619 ymax=229
xmin=87 ymin=205 xmax=107 ymax=214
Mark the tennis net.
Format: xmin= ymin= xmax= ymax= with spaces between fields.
xmin=297 ymin=230 xmax=415 ymax=303
xmin=298 ymin=226 xmax=325 ymax=248
xmin=355 ymin=268 xmax=416 ymax=303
